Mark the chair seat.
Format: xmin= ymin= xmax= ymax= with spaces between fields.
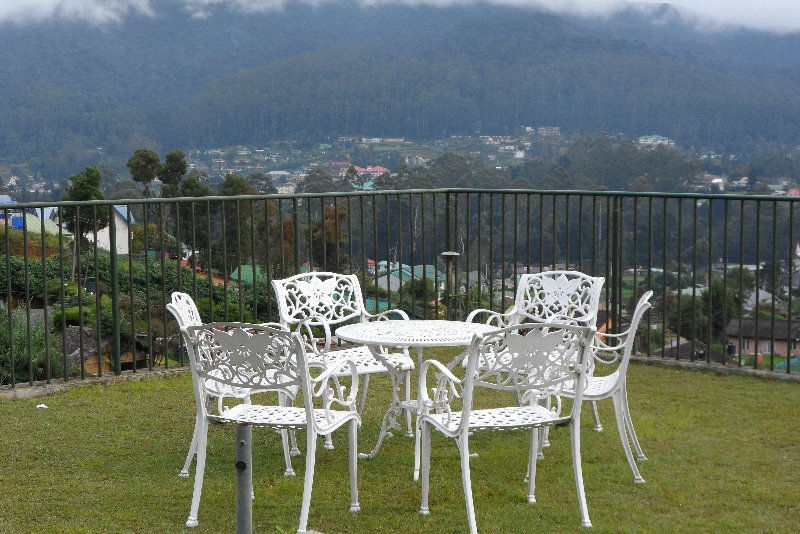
xmin=563 ymin=371 xmax=619 ymax=399
xmin=423 ymin=405 xmax=569 ymax=433
xmin=210 ymin=403 xmax=356 ymax=429
xmin=309 ymin=345 xmax=414 ymax=375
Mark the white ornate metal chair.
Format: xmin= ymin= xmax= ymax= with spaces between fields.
xmin=166 ymin=292 xmax=298 ymax=478
xmin=273 ymin=272 xmax=416 ymax=446
xmin=180 ymin=322 xmax=361 ymax=533
xmin=563 ymin=291 xmax=652 ymax=483
xmin=417 ymin=322 xmax=595 ymax=533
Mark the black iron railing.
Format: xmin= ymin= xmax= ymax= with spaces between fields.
xmin=2 ymin=188 xmax=798 ymax=386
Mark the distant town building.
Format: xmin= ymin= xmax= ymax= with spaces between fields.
xmin=537 ymin=126 xmax=561 ymax=137
xmin=637 ymin=135 xmax=675 ymax=148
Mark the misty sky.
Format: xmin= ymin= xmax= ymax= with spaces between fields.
xmin=0 ymin=0 xmax=798 ymax=33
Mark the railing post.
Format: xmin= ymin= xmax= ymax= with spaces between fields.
xmin=109 ymin=206 xmax=121 ymax=374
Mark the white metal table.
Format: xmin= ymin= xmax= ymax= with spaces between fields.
xmin=336 ymin=319 xmax=497 ymax=479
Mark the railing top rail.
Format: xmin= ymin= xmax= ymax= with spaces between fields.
xmin=1 ymin=188 xmax=797 ymax=210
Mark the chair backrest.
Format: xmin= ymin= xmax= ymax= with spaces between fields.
xmin=513 ymin=271 xmax=604 ymax=326
xmin=460 ymin=322 xmax=594 ymax=433
xmin=181 ymin=322 xmax=304 ymax=412
xmin=166 ymin=292 xmax=203 ymax=328
xmin=272 ymin=272 xmax=366 ymax=327
xmin=594 ymin=291 xmax=652 ymax=378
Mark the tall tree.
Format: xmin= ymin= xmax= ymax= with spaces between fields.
xmin=126 ymin=148 xmax=161 ymax=197
xmin=219 ymin=174 xmax=256 ymax=273
xmin=62 ymin=167 xmax=110 ymax=280
xmin=178 ymin=176 xmax=214 ymax=271
xmin=158 ymin=149 xmax=187 ymax=199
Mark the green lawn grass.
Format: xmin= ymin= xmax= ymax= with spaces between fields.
xmin=1 ymin=359 xmax=798 ymax=533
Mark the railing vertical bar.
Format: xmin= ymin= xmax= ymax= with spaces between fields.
xmin=788 ymin=201 xmax=794 ymax=373
xmin=175 ymin=200 xmax=183 ymax=366
xmin=551 ymin=194 xmax=556 ymax=270
xmin=738 ymin=199 xmax=745 ymax=366
xmin=409 ymin=193 xmax=416 ymax=318
xmin=787 ymin=200 xmax=794 ymax=373
xmin=206 ymin=201 xmax=214 ymax=324
xmin=58 ymin=207 xmax=68 ymax=379
xmin=92 ymin=207 xmax=102 ymax=376
xmin=633 ymin=196 xmax=639 ymax=319
xmin=221 ymin=200 xmax=230 ymax=322
xmin=707 ymin=198 xmax=713 ymax=363
xmin=512 ymin=194 xmax=518 ymax=302
xmin=591 ymin=197 xmax=597 ymax=276
xmin=347 ymin=196 xmax=353 ymax=275
xmin=646 ymin=197 xmax=653 ymax=353
xmin=235 ymin=199 xmax=243 ymax=321
xmin=754 ymin=200 xmax=761 ymax=369
xmin=464 ymin=193 xmax=470 ymax=314
xmin=454 ymin=193 xmax=460 ymax=319
xmin=489 ymin=193 xmax=495 ymax=312
xmin=477 ymin=194 xmax=482 ymax=313
xmin=159 ymin=203 xmax=168 ymax=368
xmin=22 ymin=212 xmax=33 ymax=383
xmin=372 ymin=195 xmax=379 ymax=314
xmin=307 ymin=198 xmax=312 ymax=272
xmin=322 ymin=197 xmax=328 ymax=271
xmin=278 ymin=198 xmax=285 ymax=276
xmin=421 ymin=193 xmax=428 ymax=318
xmin=526 ymin=194 xmax=532 ymax=275
xmin=397 ymin=193 xmax=403 ymax=312
xmin=4 ymin=209 xmax=15 ymax=387
xmin=433 ymin=194 xmax=440 ymax=318
xmin=539 ymin=194 xmax=544 ymax=275
xmin=610 ymin=196 xmax=619 ymax=332
xmin=109 ymin=204 xmax=120 ymax=374
xmin=661 ymin=198 xmax=668 ymax=356
xmin=723 ymin=199 xmax=729 ymax=366
xmin=501 ymin=194 xmax=506 ymax=312
xmin=249 ymin=199 xmax=257 ymax=321
xmin=334 ymin=196 xmax=341 ymax=274
xmin=769 ymin=201 xmax=777 ymax=371
xmin=565 ymin=195 xmax=570 ymax=268
xmin=76 ymin=208 xmax=85 ymax=378
xmin=690 ymin=199 xmax=697 ymax=359
xmin=40 ymin=209 xmax=50 ymax=382
xmin=385 ymin=195 xmax=391 ymax=311
xmin=190 ymin=202 xmax=198 ymax=301
xmin=578 ymin=195 xmax=583 ymax=272
xmin=360 ymin=196 xmax=367 ymax=307
xmin=127 ymin=206 xmax=136 ymax=373
xmin=292 ymin=197 xmax=300 ymax=275
xmin=264 ymin=199 xmax=273 ymax=319
xmin=605 ymin=196 xmax=611 ymax=320
xmin=677 ymin=199 xmax=684 ymax=360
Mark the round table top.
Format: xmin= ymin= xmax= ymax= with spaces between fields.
xmin=336 ymin=319 xmax=497 ymax=348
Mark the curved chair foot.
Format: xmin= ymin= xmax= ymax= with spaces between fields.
xmin=634 ymin=476 xmax=646 ymax=484
xmin=637 ymin=454 xmax=648 ymax=461
xmin=592 ymin=424 xmax=603 ymax=432
xmin=350 ymin=505 xmax=361 ymax=513
xmin=527 ymin=496 xmax=536 ymax=504
xmin=178 ymin=470 xmax=190 ymax=478
xmin=419 ymin=507 xmax=430 ymax=515
xmin=536 ymin=452 xmax=544 ymax=460
xmin=186 ymin=517 xmax=199 ymax=528
xmin=290 ymin=449 xmax=301 ymax=457
xmin=284 ymin=469 xmax=296 ymax=477
xmin=581 ymin=520 xmax=593 ymax=528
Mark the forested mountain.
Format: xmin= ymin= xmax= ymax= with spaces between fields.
xmin=3 ymin=1 xmax=800 ymax=178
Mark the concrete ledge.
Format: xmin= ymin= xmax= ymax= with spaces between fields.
xmin=0 ymin=367 xmax=190 ymax=401
xmin=632 ymin=355 xmax=800 ymax=383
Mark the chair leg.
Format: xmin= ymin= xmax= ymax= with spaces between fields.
xmin=180 ymin=413 xmax=202 ymax=477
xmin=591 ymin=400 xmax=603 ymax=432
xmin=349 ymin=419 xmax=360 ymax=513
xmin=186 ymin=418 xmax=208 ymax=528
xmin=297 ymin=428 xmax=317 ymax=534
xmin=419 ymin=422 xmax=432 ymax=515
xmin=357 ymin=374 xmax=370 ymax=414
xmin=569 ymin=419 xmax=592 ymax=528
xmin=324 ymin=433 xmax=334 ymax=450
xmin=414 ymin=415 xmax=421 ymax=481
xmin=278 ymin=395 xmax=295 ymax=477
xmin=621 ymin=385 xmax=647 ymax=461
xmin=459 ymin=433 xmax=478 ymax=534
xmin=613 ymin=392 xmax=645 ymax=483
xmin=289 ymin=430 xmax=301 ymax=456
xmin=526 ymin=428 xmax=539 ymax=503
xmin=404 ymin=370 xmax=414 ymax=437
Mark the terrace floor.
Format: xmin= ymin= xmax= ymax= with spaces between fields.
xmin=1 ymin=354 xmax=798 ymax=533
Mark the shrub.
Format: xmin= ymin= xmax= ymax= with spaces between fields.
xmin=0 ymin=308 xmax=65 ymax=385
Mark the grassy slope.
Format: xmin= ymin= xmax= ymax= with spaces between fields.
xmin=0 ymin=359 xmax=798 ymax=533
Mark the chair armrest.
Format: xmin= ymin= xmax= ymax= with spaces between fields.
xmin=465 ymin=308 xmax=515 ymax=327
xmin=364 ymin=308 xmax=410 ymax=321
xmin=309 ymin=357 xmax=360 ymax=411
xmin=295 ymin=318 xmax=332 ymax=355
xmin=418 ymin=359 xmax=463 ymax=414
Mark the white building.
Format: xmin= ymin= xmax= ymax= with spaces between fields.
xmin=86 ymin=206 xmax=134 ymax=255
